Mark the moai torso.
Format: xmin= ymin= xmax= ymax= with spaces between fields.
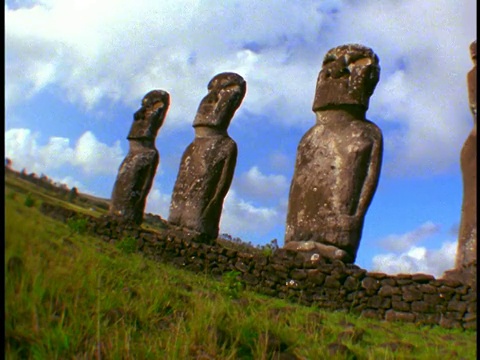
xmin=456 ymin=40 xmax=477 ymax=269
xmin=109 ymin=90 xmax=169 ymax=225
xmin=168 ymin=73 xmax=246 ymax=240
xmin=285 ymin=44 xmax=383 ymax=263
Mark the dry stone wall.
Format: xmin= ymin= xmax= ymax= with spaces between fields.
xmin=39 ymin=202 xmax=476 ymax=331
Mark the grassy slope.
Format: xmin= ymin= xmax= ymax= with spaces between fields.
xmin=5 ymin=180 xmax=477 ymax=359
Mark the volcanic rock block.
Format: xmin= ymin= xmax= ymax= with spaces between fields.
xmin=109 ymin=90 xmax=170 ymax=225
xmin=168 ymin=72 xmax=246 ymax=240
xmin=284 ymin=44 xmax=383 ymax=263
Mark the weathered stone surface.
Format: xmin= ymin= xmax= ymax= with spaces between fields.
xmin=458 ymin=41 xmax=478 ymax=268
xmin=402 ymin=286 xmax=423 ymax=302
xmin=378 ymin=285 xmax=401 ymax=297
xmin=343 ymin=276 xmax=359 ymax=292
xmin=424 ymin=293 xmax=443 ymax=305
xmin=367 ymin=295 xmax=390 ymax=309
xmin=284 ymin=44 xmax=383 ymax=263
xmin=290 ymin=269 xmax=307 ymax=281
xmin=366 ymin=272 xmax=387 ymax=279
xmin=306 ymin=269 xmax=326 ymax=285
xmin=168 ymin=73 xmax=246 ymax=240
xmin=361 ymin=277 xmax=380 ymax=292
xmin=109 ymin=90 xmax=169 ymax=225
xmin=416 ymin=313 xmax=440 ymax=325
xmin=392 ymin=301 xmax=410 ymax=312
xmin=447 ymin=300 xmax=467 ymax=313
xmin=411 ymin=301 xmax=436 ymax=313
xmin=445 ymin=40 xmax=477 ymax=287
xmin=324 ymin=275 xmax=341 ymax=288
xmin=385 ymin=309 xmax=416 ymax=323
xmin=361 ymin=308 xmax=382 ymax=319
xmin=283 ymin=241 xmax=348 ymax=262
xmin=439 ymin=315 xmax=463 ymax=329
xmin=411 ymin=273 xmax=435 ymax=283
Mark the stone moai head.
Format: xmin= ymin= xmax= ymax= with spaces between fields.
xmin=193 ymin=72 xmax=247 ymax=131
xmin=128 ymin=90 xmax=170 ymax=140
xmin=470 ymin=40 xmax=477 ymax=64
xmin=313 ymin=44 xmax=380 ymax=112
xmin=468 ymin=40 xmax=477 ymax=121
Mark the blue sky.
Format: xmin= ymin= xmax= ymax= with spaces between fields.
xmin=5 ymin=0 xmax=477 ymax=277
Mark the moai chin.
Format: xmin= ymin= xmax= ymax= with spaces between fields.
xmin=284 ymin=44 xmax=383 ymax=263
xmin=109 ymin=90 xmax=170 ymax=225
xmin=168 ymin=72 xmax=246 ymax=240
xmin=446 ymin=40 xmax=477 ymax=285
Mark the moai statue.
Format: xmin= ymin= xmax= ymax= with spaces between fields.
xmin=446 ymin=40 xmax=477 ymax=284
xmin=168 ymin=72 xmax=246 ymax=240
xmin=284 ymin=44 xmax=383 ymax=263
xmin=109 ymin=90 xmax=170 ymax=225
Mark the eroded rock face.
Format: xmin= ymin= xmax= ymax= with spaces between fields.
xmin=448 ymin=40 xmax=477 ymax=284
xmin=168 ymin=72 xmax=246 ymax=240
xmin=109 ymin=90 xmax=170 ymax=225
xmin=285 ymin=44 xmax=383 ymax=263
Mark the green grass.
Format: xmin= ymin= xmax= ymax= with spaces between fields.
xmin=5 ymin=172 xmax=108 ymax=218
xmin=5 ymin=182 xmax=477 ymax=359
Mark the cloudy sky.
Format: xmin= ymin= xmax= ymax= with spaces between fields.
xmin=5 ymin=0 xmax=476 ymax=277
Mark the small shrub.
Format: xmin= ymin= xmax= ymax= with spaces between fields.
xmin=261 ymin=239 xmax=279 ymax=257
xmin=67 ymin=217 xmax=88 ymax=234
xmin=24 ymin=193 xmax=35 ymax=207
xmin=217 ymin=271 xmax=244 ymax=299
xmin=116 ymin=236 xmax=138 ymax=254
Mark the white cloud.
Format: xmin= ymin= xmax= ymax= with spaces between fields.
xmin=4 ymin=0 xmax=477 ymax=174
xmin=5 ymin=128 xmax=40 ymax=172
xmin=39 ymin=136 xmax=75 ymax=169
xmin=268 ymin=152 xmax=294 ymax=172
xmin=4 ymin=0 xmax=335 ymax=128
xmin=220 ymin=190 xmax=282 ymax=240
xmin=72 ymin=131 xmax=124 ymax=175
xmin=5 ymin=128 xmax=125 ymax=176
xmin=378 ymin=221 xmax=441 ymax=252
xmin=58 ymin=175 xmax=86 ymax=192
xmin=372 ymin=220 xmax=458 ymax=277
xmin=236 ymin=166 xmax=289 ymax=201
xmin=372 ymin=241 xmax=457 ymax=278
xmin=145 ymin=187 xmax=171 ymax=220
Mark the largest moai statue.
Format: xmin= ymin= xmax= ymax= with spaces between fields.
xmin=168 ymin=72 xmax=246 ymax=240
xmin=284 ymin=44 xmax=383 ymax=263
xmin=109 ymin=90 xmax=170 ymax=225
xmin=448 ymin=40 xmax=477 ymax=284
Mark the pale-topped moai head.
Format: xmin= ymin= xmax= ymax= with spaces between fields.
xmin=312 ymin=44 xmax=380 ymax=112
xmin=128 ymin=90 xmax=170 ymax=140
xmin=193 ymin=72 xmax=247 ymax=131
